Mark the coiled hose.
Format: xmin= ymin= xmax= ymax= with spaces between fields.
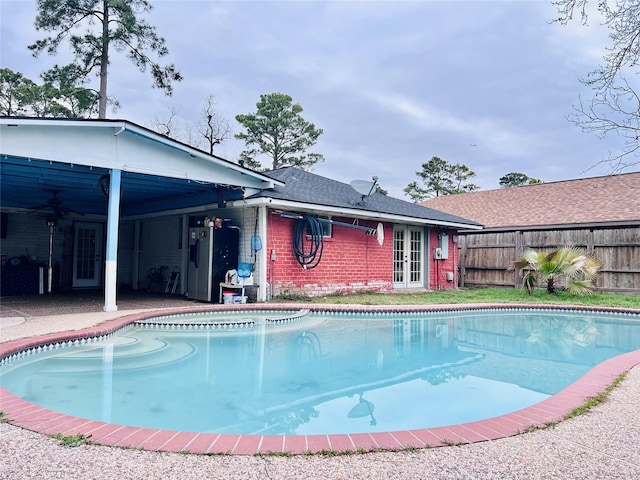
xmin=293 ymin=215 xmax=324 ymax=268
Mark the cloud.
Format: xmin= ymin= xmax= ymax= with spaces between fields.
xmin=1 ymin=0 xmax=637 ymax=199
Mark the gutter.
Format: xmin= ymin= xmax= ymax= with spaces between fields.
xmin=229 ymin=197 xmax=484 ymax=230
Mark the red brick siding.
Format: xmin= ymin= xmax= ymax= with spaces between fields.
xmin=267 ymin=211 xmax=393 ymax=297
xmin=428 ymin=229 xmax=458 ymax=290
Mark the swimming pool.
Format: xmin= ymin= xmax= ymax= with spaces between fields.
xmin=1 ymin=306 xmax=639 ymax=443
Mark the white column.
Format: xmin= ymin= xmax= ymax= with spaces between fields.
xmin=258 ymin=205 xmax=268 ymax=301
xmin=103 ymin=169 xmax=121 ymax=312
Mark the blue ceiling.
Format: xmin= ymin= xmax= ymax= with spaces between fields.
xmin=1 ymin=155 xmax=242 ymax=218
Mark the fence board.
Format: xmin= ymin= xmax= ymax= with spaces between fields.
xmin=457 ymin=227 xmax=640 ymax=294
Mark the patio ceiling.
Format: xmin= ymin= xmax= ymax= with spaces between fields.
xmin=0 ymin=118 xmax=279 ymax=218
xmin=1 ymin=155 xmax=241 ymax=217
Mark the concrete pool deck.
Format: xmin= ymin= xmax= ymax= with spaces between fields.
xmin=1 ymin=297 xmax=640 ymax=478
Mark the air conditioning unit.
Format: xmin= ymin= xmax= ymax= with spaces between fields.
xmin=434 ymin=247 xmax=443 ymax=260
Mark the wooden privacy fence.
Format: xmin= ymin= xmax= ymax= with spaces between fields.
xmin=457 ymin=227 xmax=640 ymax=294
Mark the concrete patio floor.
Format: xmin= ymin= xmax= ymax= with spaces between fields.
xmin=0 ymin=290 xmax=199 ymax=319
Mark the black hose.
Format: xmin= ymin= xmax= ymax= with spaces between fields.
xmin=293 ymin=215 xmax=324 ymax=268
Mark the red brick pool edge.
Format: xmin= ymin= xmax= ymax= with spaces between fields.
xmin=2 ymin=304 xmax=639 ymax=455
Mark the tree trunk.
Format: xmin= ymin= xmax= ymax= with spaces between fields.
xmin=547 ymin=278 xmax=555 ymax=294
xmin=98 ymin=1 xmax=109 ymax=119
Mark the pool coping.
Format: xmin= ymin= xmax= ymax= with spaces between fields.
xmin=1 ymin=303 xmax=639 ymax=455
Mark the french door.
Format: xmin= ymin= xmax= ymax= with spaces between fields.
xmin=393 ymin=226 xmax=425 ymax=289
xmin=72 ymin=222 xmax=104 ymax=288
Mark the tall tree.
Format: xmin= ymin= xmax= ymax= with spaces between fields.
xmin=235 ymin=92 xmax=324 ymax=171
xmin=40 ymin=64 xmax=100 ymax=117
xmin=149 ymin=94 xmax=232 ymax=154
xmin=0 ymin=68 xmax=38 ymax=116
xmin=150 ymin=106 xmax=181 ymax=138
xmin=196 ymin=94 xmax=232 ymax=155
xmin=450 ymin=163 xmax=481 ymax=194
xmin=29 ymin=0 xmax=182 ymax=119
xmin=404 ymin=156 xmax=480 ymax=202
xmin=0 ymin=67 xmax=97 ymax=118
xmin=553 ymin=0 xmax=640 ymax=170
xmin=499 ymin=172 xmax=542 ymax=188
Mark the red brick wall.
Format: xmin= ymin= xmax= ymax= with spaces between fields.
xmin=266 ymin=211 xmax=394 ymax=297
xmin=428 ymin=229 xmax=458 ymax=290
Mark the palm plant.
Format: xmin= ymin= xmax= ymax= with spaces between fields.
xmin=512 ymin=246 xmax=601 ymax=295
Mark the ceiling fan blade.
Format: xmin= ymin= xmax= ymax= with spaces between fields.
xmin=27 ymin=205 xmax=50 ymax=214
xmin=60 ymin=206 xmax=84 ymax=216
xmin=27 ymin=189 xmax=86 ymax=218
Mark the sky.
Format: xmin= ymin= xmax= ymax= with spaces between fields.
xmin=1 ymin=0 xmax=637 ymax=199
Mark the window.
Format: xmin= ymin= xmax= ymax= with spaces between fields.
xmin=306 ymin=215 xmax=332 ymax=238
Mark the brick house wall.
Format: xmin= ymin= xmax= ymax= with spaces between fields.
xmin=428 ymin=229 xmax=458 ymax=291
xmin=266 ymin=211 xmax=394 ymax=297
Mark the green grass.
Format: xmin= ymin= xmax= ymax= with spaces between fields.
xmin=50 ymin=433 xmax=91 ymax=447
xmin=272 ymin=287 xmax=640 ymax=309
xmin=563 ymin=371 xmax=628 ymax=420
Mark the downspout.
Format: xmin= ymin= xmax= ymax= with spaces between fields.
xmin=425 ymin=226 xmax=430 ymax=289
xmin=452 ymin=232 xmax=458 ymax=290
xmin=426 ymin=227 xmax=431 ymax=290
xmin=103 ymin=169 xmax=121 ymax=312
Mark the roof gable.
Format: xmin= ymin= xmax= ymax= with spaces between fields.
xmin=250 ymin=167 xmax=481 ymax=228
xmin=423 ymin=172 xmax=640 ymax=229
xmin=0 ymin=117 xmax=281 ymax=216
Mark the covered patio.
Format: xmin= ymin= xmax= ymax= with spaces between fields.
xmin=1 ymin=117 xmax=280 ymax=312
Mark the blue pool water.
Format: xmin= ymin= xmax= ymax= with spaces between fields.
xmin=1 ymin=309 xmax=639 ymax=435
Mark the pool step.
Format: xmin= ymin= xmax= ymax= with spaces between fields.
xmin=27 ymin=337 xmax=195 ymax=373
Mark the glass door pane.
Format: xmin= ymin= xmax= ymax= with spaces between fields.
xmin=72 ymin=222 xmax=103 ymax=288
xmin=409 ymin=229 xmax=423 ymax=284
xmin=394 ymin=226 xmax=424 ymax=289
xmin=76 ymin=227 xmax=96 ymax=280
xmin=393 ymin=228 xmax=405 ymax=284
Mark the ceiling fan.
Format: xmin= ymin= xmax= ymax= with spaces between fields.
xmin=28 ymin=190 xmax=84 ymax=218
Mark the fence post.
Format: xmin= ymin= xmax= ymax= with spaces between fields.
xmin=514 ymin=230 xmax=523 ymax=288
xmin=459 ymin=237 xmax=467 ymax=288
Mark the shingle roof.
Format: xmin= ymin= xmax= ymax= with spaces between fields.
xmin=423 ymin=172 xmax=640 ymax=230
xmin=250 ymin=167 xmax=481 ymax=228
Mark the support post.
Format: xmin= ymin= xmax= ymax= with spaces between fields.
xmin=258 ymin=205 xmax=268 ymax=301
xmin=103 ymin=169 xmax=121 ymax=312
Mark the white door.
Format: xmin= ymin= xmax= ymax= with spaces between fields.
xmin=72 ymin=222 xmax=104 ymax=288
xmin=393 ymin=226 xmax=424 ymax=289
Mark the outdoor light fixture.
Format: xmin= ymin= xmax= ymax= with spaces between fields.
xmin=98 ymin=174 xmax=110 ymax=196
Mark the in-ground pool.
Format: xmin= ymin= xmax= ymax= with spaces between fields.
xmin=1 ymin=308 xmax=639 ymax=436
